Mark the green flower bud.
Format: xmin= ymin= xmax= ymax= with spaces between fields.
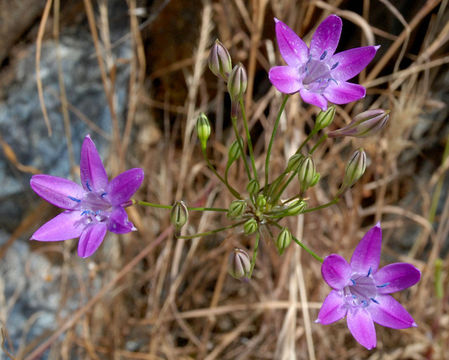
xmin=256 ymin=194 xmax=267 ymax=211
xmin=243 ymin=218 xmax=258 ymax=235
xmin=228 ymin=248 xmax=251 ymax=280
xmin=276 ymin=227 xmax=292 ymax=255
xmin=328 ymin=109 xmax=390 ymax=138
xmin=314 ymin=105 xmax=336 ymax=131
xmin=285 ymin=199 xmax=307 ymax=216
xmin=227 ymin=200 xmax=247 ymax=219
xmin=170 ymin=201 xmax=188 ymax=233
xmin=196 ymin=113 xmax=211 ymax=150
xmin=227 ymin=63 xmax=247 ymax=101
xmin=208 ymin=40 xmax=232 ymax=81
xmin=342 ymin=148 xmax=367 ymax=190
xmin=246 ymin=179 xmax=260 ymax=196
xmin=298 ymin=156 xmax=316 ymax=192
xmin=310 ymin=172 xmax=320 ymax=187
xmin=227 ymin=137 xmax=243 ymax=166
xmin=286 ymin=154 xmax=304 ymax=173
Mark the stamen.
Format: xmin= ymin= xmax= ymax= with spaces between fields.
xmin=331 ymin=62 xmax=339 ymax=70
xmin=376 ymin=282 xmax=390 ymax=288
xmin=68 ymin=196 xmax=81 ymax=203
xmin=351 ymin=279 xmax=356 ymax=285
xmin=371 ymin=298 xmax=379 ymax=304
xmin=367 ymin=267 xmax=372 ymax=277
xmin=320 ymin=51 xmax=327 ymax=60
xmin=81 ymin=210 xmax=89 ymax=216
xmin=101 ymin=192 xmax=107 ymax=198
xmin=361 ymin=300 xmax=368 ymax=306
xmin=86 ymin=181 xmax=92 ymax=192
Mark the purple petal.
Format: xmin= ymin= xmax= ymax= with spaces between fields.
xmin=350 ymin=223 xmax=382 ymax=274
xmin=31 ymin=210 xmax=85 ymax=241
xmin=347 ymin=308 xmax=377 ymax=350
xmin=80 ymin=135 xmax=108 ymax=192
xmin=316 ymin=290 xmax=347 ymax=325
xmin=30 ymin=175 xmax=85 ymax=210
xmin=274 ymin=18 xmax=309 ymax=67
xmin=107 ymin=168 xmax=144 ymax=206
xmin=77 ymin=223 xmax=107 ymax=258
xmin=299 ymin=89 xmax=328 ymax=110
xmin=374 ymin=263 xmax=421 ymax=294
xmin=368 ymin=295 xmax=417 ymax=329
xmin=310 ymin=15 xmax=342 ymax=59
xmin=269 ymin=66 xmax=301 ymax=94
xmin=331 ymin=46 xmax=379 ymax=81
xmin=323 ymin=81 xmax=366 ymax=104
xmin=322 ymin=254 xmax=351 ymax=289
xmin=107 ymin=207 xmax=136 ymax=234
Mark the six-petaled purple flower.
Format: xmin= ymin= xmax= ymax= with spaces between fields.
xmin=269 ymin=15 xmax=379 ymax=110
xmin=316 ymin=223 xmax=421 ymax=349
xmin=30 ymin=135 xmax=144 ymax=258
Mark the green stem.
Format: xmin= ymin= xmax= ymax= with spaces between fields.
xmin=231 ymin=114 xmax=252 ymax=180
xmin=303 ymin=197 xmax=339 ymax=213
xmin=265 ymin=95 xmax=289 ymax=187
xmin=137 ymin=201 xmax=228 ymax=213
xmin=177 ymin=221 xmax=245 ymax=240
xmin=248 ymin=231 xmax=260 ymax=278
xmin=309 ymin=134 xmax=328 ymax=154
xmin=239 ymin=98 xmax=258 ymax=180
xmin=202 ymin=147 xmax=242 ymax=199
xmin=270 ymin=171 xmax=297 ymax=204
xmin=270 ymin=221 xmax=323 ymax=263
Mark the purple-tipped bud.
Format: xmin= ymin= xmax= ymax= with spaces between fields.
xmin=208 ymin=39 xmax=232 ymax=81
xmin=276 ymin=227 xmax=292 ymax=255
xmin=227 ymin=200 xmax=247 ymax=219
xmin=243 ymin=218 xmax=258 ymax=235
xmin=328 ymin=109 xmax=390 ymax=138
xmin=228 ymin=248 xmax=251 ymax=280
xmin=314 ymin=105 xmax=336 ymax=131
xmin=286 ymin=154 xmax=304 ymax=173
xmin=196 ymin=113 xmax=211 ymax=150
xmin=170 ymin=200 xmax=189 ymax=233
xmin=298 ymin=156 xmax=316 ymax=192
xmin=227 ymin=63 xmax=247 ymax=101
xmin=342 ymin=148 xmax=367 ymax=190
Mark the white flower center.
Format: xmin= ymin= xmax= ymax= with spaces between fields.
xmin=343 ymin=272 xmax=378 ymax=308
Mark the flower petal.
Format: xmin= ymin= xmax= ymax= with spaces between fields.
xmin=77 ymin=223 xmax=107 ymax=258
xmin=350 ymin=223 xmax=382 ymax=274
xmin=274 ymin=18 xmax=309 ymax=67
xmin=31 ymin=210 xmax=85 ymax=241
xmin=108 ymin=207 xmax=136 ymax=234
xmin=373 ymin=263 xmax=421 ymax=294
xmin=30 ymin=175 xmax=85 ymax=210
xmin=322 ymin=254 xmax=351 ymax=289
xmin=316 ymin=290 xmax=347 ymax=325
xmin=323 ymin=81 xmax=366 ymax=104
xmin=268 ymin=66 xmax=302 ymax=94
xmin=331 ymin=46 xmax=379 ymax=81
xmin=347 ymin=308 xmax=377 ymax=350
xmin=310 ymin=15 xmax=342 ymax=59
xmin=299 ymin=89 xmax=328 ymax=110
xmin=80 ymin=135 xmax=108 ymax=192
xmin=107 ymin=168 xmax=144 ymax=206
xmin=368 ymin=295 xmax=417 ymax=329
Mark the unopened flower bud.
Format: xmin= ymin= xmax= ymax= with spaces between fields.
xmin=328 ymin=109 xmax=389 ymax=138
xmin=285 ymin=199 xmax=307 ymax=216
xmin=243 ymin=218 xmax=258 ymax=235
xmin=208 ymin=40 xmax=232 ymax=81
xmin=314 ymin=105 xmax=336 ymax=131
xmin=256 ymin=194 xmax=267 ymax=211
xmin=227 ymin=137 xmax=243 ymax=167
xmin=170 ymin=201 xmax=188 ymax=233
xmin=342 ymin=148 xmax=367 ymax=190
xmin=227 ymin=63 xmax=247 ymax=101
xmin=298 ymin=156 xmax=316 ymax=192
xmin=227 ymin=200 xmax=247 ymax=219
xmin=196 ymin=113 xmax=211 ymax=150
xmin=276 ymin=227 xmax=292 ymax=255
xmin=286 ymin=154 xmax=304 ymax=173
xmin=310 ymin=172 xmax=320 ymax=187
xmin=228 ymin=248 xmax=251 ymax=279
xmin=247 ymin=179 xmax=260 ymax=196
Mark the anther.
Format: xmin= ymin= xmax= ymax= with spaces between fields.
xmin=101 ymin=192 xmax=107 ymax=198
xmin=320 ymin=51 xmax=327 ymax=60
xmin=68 ymin=196 xmax=81 ymax=203
xmin=86 ymin=181 xmax=92 ymax=192
xmin=376 ymin=282 xmax=390 ymax=288
xmin=351 ymin=279 xmax=356 ymax=285
xmin=331 ymin=62 xmax=339 ymax=70
xmin=370 ymin=298 xmax=379 ymax=304
xmin=367 ymin=267 xmax=372 ymax=277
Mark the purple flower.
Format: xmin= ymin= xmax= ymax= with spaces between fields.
xmin=316 ymin=223 xmax=421 ymax=349
xmin=269 ymin=15 xmax=379 ymax=110
xmin=30 ymin=135 xmax=144 ymax=258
